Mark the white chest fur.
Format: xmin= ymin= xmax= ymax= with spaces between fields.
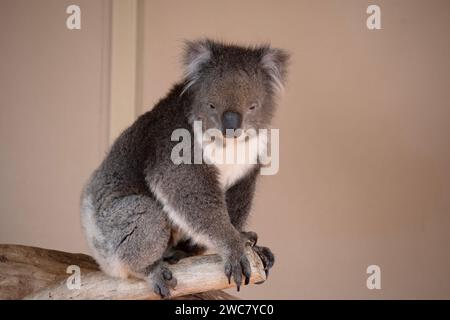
xmin=215 ymin=162 xmax=255 ymax=190
xmin=200 ymin=133 xmax=264 ymax=190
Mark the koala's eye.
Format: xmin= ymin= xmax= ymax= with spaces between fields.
xmin=249 ymin=103 xmax=258 ymax=111
xmin=208 ymin=103 xmax=216 ymax=110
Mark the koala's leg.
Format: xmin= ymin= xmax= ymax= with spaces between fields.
xmin=96 ymin=194 xmax=176 ymax=297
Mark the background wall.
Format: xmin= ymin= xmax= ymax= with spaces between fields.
xmin=0 ymin=0 xmax=111 ymax=253
xmin=1 ymin=0 xmax=450 ymax=299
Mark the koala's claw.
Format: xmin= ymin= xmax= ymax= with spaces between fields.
xmin=241 ymin=231 xmax=258 ymax=247
xmin=224 ymin=253 xmax=252 ymax=291
xmin=149 ymin=264 xmax=177 ymax=299
xmin=252 ymin=245 xmax=275 ymax=282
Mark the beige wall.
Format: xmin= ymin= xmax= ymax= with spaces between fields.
xmin=0 ymin=0 xmax=111 ymax=253
xmin=1 ymin=0 xmax=450 ymax=299
xmin=138 ymin=0 xmax=450 ymax=299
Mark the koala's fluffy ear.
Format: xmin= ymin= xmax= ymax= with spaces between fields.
xmin=260 ymin=47 xmax=290 ymax=93
xmin=181 ymin=40 xmax=212 ymax=94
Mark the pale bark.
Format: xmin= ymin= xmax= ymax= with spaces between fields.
xmin=0 ymin=244 xmax=265 ymax=300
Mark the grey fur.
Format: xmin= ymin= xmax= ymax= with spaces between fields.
xmin=81 ymin=39 xmax=289 ymax=297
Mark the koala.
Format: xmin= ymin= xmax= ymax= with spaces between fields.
xmin=81 ymin=39 xmax=289 ymax=298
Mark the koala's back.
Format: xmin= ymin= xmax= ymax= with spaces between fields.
xmin=86 ymin=83 xmax=188 ymax=200
xmin=80 ymin=83 xmax=189 ymax=275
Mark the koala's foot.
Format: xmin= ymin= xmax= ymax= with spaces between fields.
xmin=238 ymin=233 xmax=274 ymax=283
xmin=147 ymin=261 xmax=177 ymax=298
xmin=252 ymin=245 xmax=275 ymax=281
xmin=241 ymin=231 xmax=258 ymax=247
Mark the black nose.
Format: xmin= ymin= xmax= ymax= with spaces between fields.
xmin=222 ymin=111 xmax=242 ymax=133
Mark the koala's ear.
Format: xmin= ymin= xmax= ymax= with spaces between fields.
xmin=182 ymin=40 xmax=212 ymax=85
xmin=260 ymin=47 xmax=290 ymax=93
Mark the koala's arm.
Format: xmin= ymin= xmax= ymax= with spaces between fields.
xmin=146 ymin=159 xmax=252 ymax=287
xmin=225 ymin=166 xmax=260 ymax=231
xmin=226 ymin=167 xmax=275 ymax=275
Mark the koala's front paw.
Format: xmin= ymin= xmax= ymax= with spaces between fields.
xmin=223 ymin=246 xmax=252 ymax=292
xmin=252 ymin=245 xmax=275 ymax=280
xmin=148 ymin=262 xmax=177 ymax=299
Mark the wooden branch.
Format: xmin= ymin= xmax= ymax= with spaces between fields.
xmin=0 ymin=244 xmax=266 ymax=300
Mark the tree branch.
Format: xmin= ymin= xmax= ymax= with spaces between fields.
xmin=0 ymin=244 xmax=266 ymax=300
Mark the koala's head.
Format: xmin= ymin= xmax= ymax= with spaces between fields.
xmin=182 ymin=39 xmax=289 ymax=137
